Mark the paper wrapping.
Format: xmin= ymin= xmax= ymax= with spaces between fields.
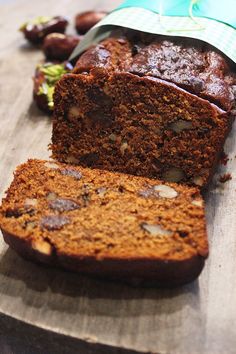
xmin=70 ymin=0 xmax=236 ymax=63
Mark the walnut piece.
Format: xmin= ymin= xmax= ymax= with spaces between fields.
xmin=109 ymin=133 xmax=117 ymax=142
xmin=193 ymin=176 xmax=204 ymax=186
xmin=153 ymin=184 xmax=178 ymax=198
xmin=141 ymin=223 xmax=173 ymax=236
xmin=96 ymin=187 xmax=107 ymax=197
xmin=24 ymin=198 xmax=38 ymax=207
xmin=46 ymin=192 xmax=58 ymax=201
xmin=170 ymin=120 xmax=193 ymax=133
xmin=68 ymin=106 xmax=80 ymax=119
xmin=32 ymin=240 xmax=52 ymax=255
xmin=191 ymin=199 xmax=203 ymax=207
xmin=120 ymin=141 xmax=128 ymax=155
xmin=25 ymin=221 xmax=37 ymax=230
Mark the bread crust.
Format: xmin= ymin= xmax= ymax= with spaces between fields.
xmin=1 ymin=228 xmax=205 ymax=287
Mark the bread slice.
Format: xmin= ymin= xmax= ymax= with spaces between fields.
xmin=0 ymin=159 xmax=208 ymax=286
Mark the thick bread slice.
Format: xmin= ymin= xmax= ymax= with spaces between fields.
xmin=0 ymin=159 xmax=208 ymax=286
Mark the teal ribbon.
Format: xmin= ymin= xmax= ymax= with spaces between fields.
xmin=117 ymin=0 xmax=236 ymax=29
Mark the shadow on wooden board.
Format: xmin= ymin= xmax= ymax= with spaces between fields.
xmin=0 ymin=246 xmax=201 ymax=354
xmin=0 ymin=313 xmax=154 ymax=354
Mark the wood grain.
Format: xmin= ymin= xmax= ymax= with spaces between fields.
xmin=0 ymin=1 xmax=236 ymax=353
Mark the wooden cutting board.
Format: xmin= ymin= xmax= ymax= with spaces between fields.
xmin=0 ymin=0 xmax=236 ymax=353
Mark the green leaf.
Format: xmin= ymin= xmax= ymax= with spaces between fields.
xmin=40 ymin=64 xmax=68 ymax=85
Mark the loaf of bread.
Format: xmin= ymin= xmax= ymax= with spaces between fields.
xmin=52 ymin=31 xmax=235 ymax=187
xmin=0 ymin=159 xmax=208 ymax=286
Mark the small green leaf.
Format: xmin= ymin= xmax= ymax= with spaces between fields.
xmin=19 ymin=16 xmax=53 ymax=31
xmin=40 ymin=64 xmax=68 ymax=85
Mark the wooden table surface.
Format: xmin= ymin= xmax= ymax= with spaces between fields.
xmin=0 ymin=0 xmax=236 ymax=353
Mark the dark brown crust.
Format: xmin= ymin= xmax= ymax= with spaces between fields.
xmin=75 ymin=34 xmax=236 ymax=110
xmin=1 ymin=229 xmax=205 ymax=287
xmin=126 ymin=37 xmax=236 ymax=111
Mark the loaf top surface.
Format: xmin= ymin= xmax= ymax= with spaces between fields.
xmin=74 ymin=31 xmax=236 ymax=111
xmin=0 ymin=159 xmax=208 ymax=262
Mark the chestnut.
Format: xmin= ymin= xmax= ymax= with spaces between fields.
xmin=33 ymin=62 xmax=73 ymax=113
xmin=75 ymin=11 xmax=107 ymax=34
xmin=43 ymin=33 xmax=82 ymax=61
xmin=19 ymin=16 xmax=68 ymax=44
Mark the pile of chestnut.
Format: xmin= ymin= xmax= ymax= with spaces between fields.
xmin=19 ymin=11 xmax=107 ymax=112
